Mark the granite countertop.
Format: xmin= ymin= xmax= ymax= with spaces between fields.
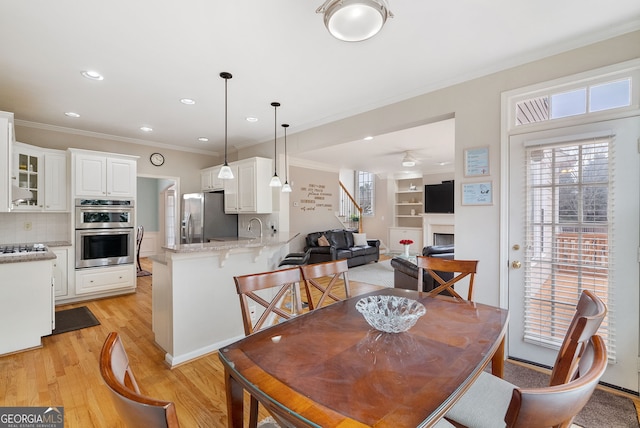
xmin=0 ymin=241 xmax=71 ymax=264
xmin=163 ymin=232 xmax=300 ymax=254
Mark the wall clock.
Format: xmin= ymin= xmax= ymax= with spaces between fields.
xmin=150 ymin=152 xmax=165 ymax=166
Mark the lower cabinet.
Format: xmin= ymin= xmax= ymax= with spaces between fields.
xmin=75 ymin=265 xmax=135 ymax=295
xmin=389 ymin=227 xmax=423 ymax=253
xmin=52 ymin=247 xmax=70 ymax=298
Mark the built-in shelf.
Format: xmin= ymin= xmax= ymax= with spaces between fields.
xmin=389 ymin=178 xmax=424 ymax=252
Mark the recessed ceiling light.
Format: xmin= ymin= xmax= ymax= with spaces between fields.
xmin=64 ymin=112 xmax=80 ymax=118
xmin=180 ymin=98 xmax=196 ymax=105
xmin=140 ymin=126 xmax=153 ymax=132
xmin=246 ymin=117 xmax=258 ymax=123
xmin=198 ymin=137 xmax=209 ymax=142
xmin=364 ymin=136 xmax=374 ymax=141
xmin=81 ymin=70 xmax=104 ymax=80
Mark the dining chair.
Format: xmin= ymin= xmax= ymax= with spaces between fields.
xmin=100 ymin=332 xmax=180 ymax=428
xmin=444 ymin=290 xmax=608 ymax=428
xmin=445 ymin=335 xmax=607 ymax=428
xmin=233 ymin=267 xmax=304 ymax=428
xmin=300 ymin=259 xmax=350 ymax=310
xmin=416 ymin=256 xmax=478 ymax=300
xmin=234 ymin=266 xmax=304 ymax=335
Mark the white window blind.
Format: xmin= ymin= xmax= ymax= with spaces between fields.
xmin=523 ymin=138 xmax=614 ymax=359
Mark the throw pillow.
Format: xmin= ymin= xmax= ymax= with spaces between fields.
xmin=353 ymin=233 xmax=367 ymax=246
xmin=317 ymin=235 xmax=330 ymax=246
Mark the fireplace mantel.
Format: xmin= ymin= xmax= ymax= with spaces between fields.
xmin=421 ymin=214 xmax=454 ymax=246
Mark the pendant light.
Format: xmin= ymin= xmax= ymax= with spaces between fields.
xmin=269 ymin=102 xmax=282 ymax=187
xmin=218 ymin=72 xmax=234 ymax=179
xmin=281 ymin=123 xmax=292 ymax=193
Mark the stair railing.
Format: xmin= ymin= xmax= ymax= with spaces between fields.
xmin=338 ymin=181 xmax=363 ymax=233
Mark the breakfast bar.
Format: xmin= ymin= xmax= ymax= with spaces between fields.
xmin=151 ymin=232 xmax=299 ymax=367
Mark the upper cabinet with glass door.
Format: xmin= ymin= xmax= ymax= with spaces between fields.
xmin=11 ymin=142 xmax=68 ymax=212
xmin=12 ymin=142 xmax=43 ymax=210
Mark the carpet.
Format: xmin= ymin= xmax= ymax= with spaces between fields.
xmin=50 ymin=306 xmax=100 ymax=336
xmin=347 ymin=259 xmax=394 ymax=288
xmin=503 ymin=361 xmax=639 ymax=428
xmin=136 ymin=269 xmax=152 ymax=277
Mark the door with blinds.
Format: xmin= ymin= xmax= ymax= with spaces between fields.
xmin=508 ymin=117 xmax=640 ymax=392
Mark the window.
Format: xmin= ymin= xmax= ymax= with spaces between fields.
xmin=356 ymin=171 xmax=374 ymax=216
xmin=523 ymin=138 xmax=613 ymax=357
xmin=515 ymin=77 xmax=633 ymax=126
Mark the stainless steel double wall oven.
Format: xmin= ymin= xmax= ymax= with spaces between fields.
xmin=75 ymin=199 xmax=135 ymax=269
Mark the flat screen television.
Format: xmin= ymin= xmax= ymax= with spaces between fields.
xmin=424 ymin=181 xmax=454 ymax=213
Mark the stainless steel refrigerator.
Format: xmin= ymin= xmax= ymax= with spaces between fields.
xmin=181 ymin=192 xmax=238 ymax=244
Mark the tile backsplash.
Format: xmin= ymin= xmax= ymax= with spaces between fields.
xmin=0 ymin=213 xmax=70 ymax=244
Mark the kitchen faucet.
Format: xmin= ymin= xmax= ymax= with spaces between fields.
xmin=248 ymin=217 xmax=263 ymax=237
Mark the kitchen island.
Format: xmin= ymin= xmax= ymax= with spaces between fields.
xmin=151 ymin=232 xmax=298 ymax=367
xmin=0 ymin=245 xmax=57 ymax=355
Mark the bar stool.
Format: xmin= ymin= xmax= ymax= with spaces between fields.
xmin=278 ymin=248 xmax=312 ymax=268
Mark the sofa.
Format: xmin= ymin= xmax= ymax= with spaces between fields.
xmin=304 ymin=229 xmax=380 ymax=268
xmin=391 ymin=244 xmax=454 ymax=292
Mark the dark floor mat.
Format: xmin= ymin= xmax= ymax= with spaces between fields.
xmin=50 ymin=306 xmax=100 ymax=335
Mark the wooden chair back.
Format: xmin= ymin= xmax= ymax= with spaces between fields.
xmin=416 ymin=256 xmax=479 ymax=300
xmin=504 ymin=335 xmax=608 ymax=428
xmin=234 ymin=267 xmax=303 ymax=335
xmin=549 ymin=290 xmax=607 ymax=386
xmin=100 ymin=332 xmax=180 ymax=428
xmin=300 ymin=259 xmax=350 ymax=310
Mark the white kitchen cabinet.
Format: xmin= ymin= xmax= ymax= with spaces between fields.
xmin=0 ymin=258 xmax=53 ymax=355
xmin=52 ymin=247 xmax=70 ymax=298
xmin=201 ymin=165 xmax=224 ymax=191
xmin=12 ymin=142 xmax=43 ymax=210
xmin=75 ymin=264 xmax=135 ymax=295
xmin=389 ymin=227 xmax=423 ymax=253
xmin=11 ymin=143 xmax=68 ymax=212
xmin=224 ymin=157 xmax=272 ymax=214
xmin=0 ymin=111 xmax=13 ymax=212
xmin=44 ymin=152 xmax=68 ymax=211
xmin=71 ymin=150 xmax=137 ymax=198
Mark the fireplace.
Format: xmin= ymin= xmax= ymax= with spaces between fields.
xmin=434 ymin=233 xmax=454 ymax=246
xmin=423 ymin=214 xmax=454 ymax=246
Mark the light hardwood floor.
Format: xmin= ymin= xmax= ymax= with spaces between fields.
xmin=0 ymin=258 xmax=382 ymax=427
xmin=1 ymin=257 xmax=638 ymax=427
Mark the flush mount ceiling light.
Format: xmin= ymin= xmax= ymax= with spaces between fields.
xmin=218 ymin=72 xmax=234 ymax=180
xmin=401 ymin=151 xmax=416 ymax=167
xmin=269 ymin=102 xmax=282 ymax=187
xmin=316 ymin=0 xmax=393 ymax=42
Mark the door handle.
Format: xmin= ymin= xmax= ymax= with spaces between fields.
xmin=511 ymin=260 xmax=522 ymax=269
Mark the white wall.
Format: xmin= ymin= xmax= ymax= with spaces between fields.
xmin=239 ymin=31 xmax=640 ymax=307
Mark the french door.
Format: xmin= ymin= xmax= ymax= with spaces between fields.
xmin=507 ymin=117 xmax=640 ymax=392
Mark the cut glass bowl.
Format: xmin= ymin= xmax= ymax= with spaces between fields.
xmin=355 ymin=295 xmax=426 ymax=333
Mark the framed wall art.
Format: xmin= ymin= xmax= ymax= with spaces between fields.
xmin=461 ymin=181 xmax=493 ymax=205
xmin=464 ymin=146 xmax=490 ymax=177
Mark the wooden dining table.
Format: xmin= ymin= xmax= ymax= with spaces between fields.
xmin=219 ymin=287 xmax=509 ymax=428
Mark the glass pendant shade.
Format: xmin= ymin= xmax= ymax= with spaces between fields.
xmin=269 ymin=174 xmax=282 ymax=187
xmin=218 ymin=72 xmax=234 ymax=179
xmin=281 ymin=182 xmax=292 ymax=193
xmin=218 ymin=164 xmax=233 ymax=179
